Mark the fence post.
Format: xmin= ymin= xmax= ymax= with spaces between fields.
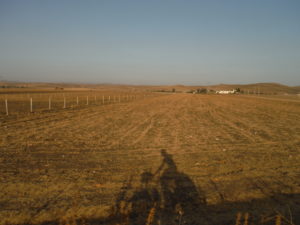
xmin=49 ymin=97 xmax=51 ymax=110
xmin=102 ymin=95 xmax=104 ymax=104
xmin=109 ymin=96 xmax=110 ymax=103
xmin=94 ymin=96 xmax=97 ymax=104
xmin=5 ymin=99 xmax=8 ymax=115
xmin=30 ymin=98 xmax=33 ymax=113
xmin=119 ymin=95 xmax=121 ymax=102
xmin=63 ymin=96 xmax=66 ymax=108
xmin=77 ymin=96 xmax=79 ymax=105
xmin=87 ymin=96 xmax=89 ymax=105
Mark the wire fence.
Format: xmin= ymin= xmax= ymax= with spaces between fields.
xmin=0 ymin=92 xmax=153 ymax=115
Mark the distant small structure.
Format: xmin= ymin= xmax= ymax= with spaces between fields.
xmin=216 ymin=89 xmax=236 ymax=94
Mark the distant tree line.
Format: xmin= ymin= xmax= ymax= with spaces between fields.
xmin=0 ymin=85 xmax=26 ymax=88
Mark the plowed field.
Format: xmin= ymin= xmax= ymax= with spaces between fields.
xmin=1 ymin=94 xmax=300 ymax=224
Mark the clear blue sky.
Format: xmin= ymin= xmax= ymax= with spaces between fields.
xmin=0 ymin=0 xmax=299 ymax=85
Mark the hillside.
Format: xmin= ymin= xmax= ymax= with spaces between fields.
xmin=153 ymin=83 xmax=300 ymax=94
xmin=0 ymin=81 xmax=299 ymax=95
xmin=207 ymin=83 xmax=300 ymax=94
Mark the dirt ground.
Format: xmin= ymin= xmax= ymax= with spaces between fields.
xmin=0 ymin=93 xmax=299 ymax=225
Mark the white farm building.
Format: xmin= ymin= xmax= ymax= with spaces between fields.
xmin=216 ymin=89 xmax=236 ymax=94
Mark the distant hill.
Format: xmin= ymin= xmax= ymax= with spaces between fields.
xmin=155 ymin=83 xmax=300 ymax=94
xmin=207 ymin=83 xmax=300 ymax=94
xmin=0 ymin=81 xmax=299 ymax=95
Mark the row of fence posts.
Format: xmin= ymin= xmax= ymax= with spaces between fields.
xmin=3 ymin=94 xmax=142 ymax=115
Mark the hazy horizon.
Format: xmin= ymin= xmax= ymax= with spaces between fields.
xmin=1 ymin=0 xmax=300 ymax=86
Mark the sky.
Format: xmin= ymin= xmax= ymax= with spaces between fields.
xmin=0 ymin=0 xmax=300 ymax=85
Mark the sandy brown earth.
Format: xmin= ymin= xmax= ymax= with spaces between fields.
xmin=0 ymin=94 xmax=300 ymax=225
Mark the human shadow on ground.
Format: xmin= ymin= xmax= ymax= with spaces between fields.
xmin=109 ymin=149 xmax=208 ymax=225
xmin=103 ymin=149 xmax=300 ymax=225
xmin=37 ymin=149 xmax=300 ymax=225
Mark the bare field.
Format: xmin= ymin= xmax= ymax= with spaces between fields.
xmin=0 ymin=93 xmax=300 ymax=225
